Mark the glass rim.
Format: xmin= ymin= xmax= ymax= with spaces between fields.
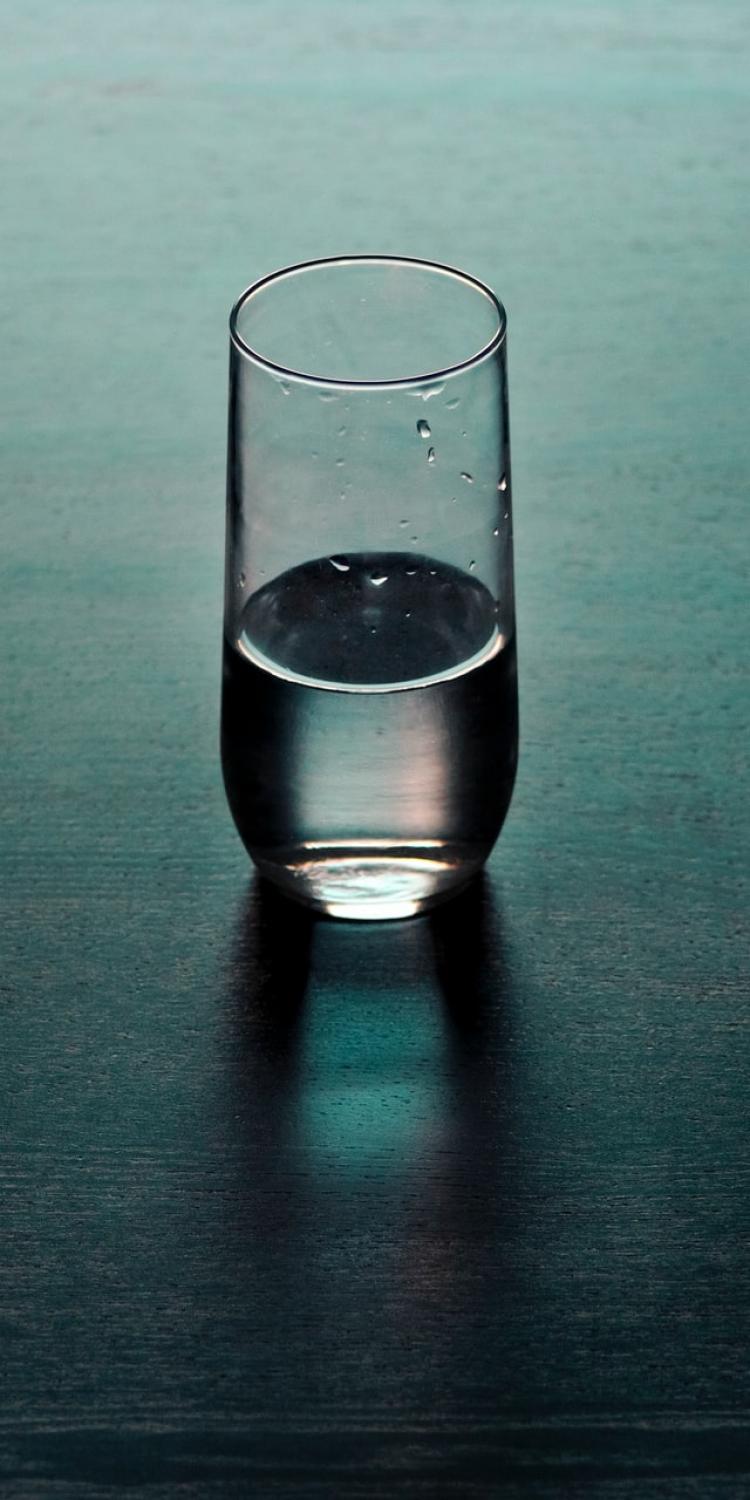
xmin=228 ymin=254 xmax=507 ymax=390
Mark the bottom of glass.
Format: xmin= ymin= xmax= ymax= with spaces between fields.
xmin=251 ymin=846 xmax=483 ymax=921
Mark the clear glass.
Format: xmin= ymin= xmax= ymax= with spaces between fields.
xmin=221 ymin=256 xmax=518 ymax=920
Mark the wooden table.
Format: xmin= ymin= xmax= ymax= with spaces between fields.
xmin=2 ymin=3 xmax=748 ymax=1493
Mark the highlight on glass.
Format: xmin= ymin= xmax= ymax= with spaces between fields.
xmin=221 ymin=255 xmax=518 ymax=920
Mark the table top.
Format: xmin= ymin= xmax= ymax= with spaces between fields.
xmin=2 ymin=2 xmax=748 ymax=1494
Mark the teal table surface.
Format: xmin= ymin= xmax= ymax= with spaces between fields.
xmin=2 ymin=3 xmax=749 ymax=1495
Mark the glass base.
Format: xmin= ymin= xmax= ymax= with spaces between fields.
xmin=251 ymin=846 xmax=482 ymax=921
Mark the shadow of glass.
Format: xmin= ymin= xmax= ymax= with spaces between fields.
xmin=428 ymin=872 xmax=520 ymax=1159
xmin=223 ymin=877 xmax=313 ymax=1089
xmin=221 ymin=868 xmax=524 ymax=1241
xmin=204 ymin=871 xmax=532 ymax=1418
xmin=429 ymin=872 xmax=497 ymax=1029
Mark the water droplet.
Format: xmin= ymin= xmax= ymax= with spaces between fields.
xmin=405 ymin=610 xmax=411 ymax=618
xmin=339 ymin=491 xmax=346 ymax=501
xmin=410 ymin=535 xmax=418 ymax=543
xmin=461 ymin=430 xmax=467 ymax=437
xmin=504 ymin=510 xmax=509 ymax=520
xmin=445 ymin=396 xmax=460 ymax=409
xmin=319 ymin=391 xmax=338 ymax=403
xmin=429 ymin=568 xmax=437 ymax=576
xmin=336 ymin=457 xmax=344 ymax=467
xmin=399 ymin=519 xmax=409 ymax=527
xmin=469 ymin=560 xmax=477 ymax=571
xmin=238 ymin=571 xmax=246 ymax=587
xmin=416 ymin=419 xmax=431 ymax=439
xmin=338 ymin=426 xmax=347 ymax=437
xmin=370 ymin=626 xmax=377 ymax=634
xmin=311 ymin=449 xmax=319 ymax=459
xmin=421 ymin=383 xmax=444 ymax=401
xmin=279 ymin=379 xmax=290 ymax=396
xmin=427 ymin=447 xmax=436 ymax=464
xmin=370 ymin=571 xmax=388 ymax=587
xmin=405 ymin=566 xmax=417 ymax=576
xmin=497 ymin=474 xmax=508 ymax=492
xmin=329 ymin=555 xmax=350 ymax=572
xmin=461 ymin=471 xmax=473 ymax=483
xmin=493 ymin=526 xmax=500 ymax=537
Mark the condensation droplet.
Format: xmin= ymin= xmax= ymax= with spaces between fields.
xmin=279 ymin=380 xmax=290 ymax=396
xmin=493 ymin=526 xmax=500 ymax=537
xmin=238 ymin=571 xmax=246 ymax=587
xmin=329 ymin=555 xmax=350 ymax=572
xmin=320 ymin=391 xmax=338 ymax=403
xmin=336 ymin=457 xmax=344 ymax=467
xmin=429 ymin=568 xmax=437 ymax=576
xmin=421 ymin=383 xmax=444 ymax=401
xmin=427 ymin=447 xmax=436 ymax=464
xmin=370 ymin=626 xmax=377 ymax=634
xmin=445 ymin=396 xmax=460 ymax=409
xmin=399 ymin=519 xmax=409 ymax=527
xmin=469 ymin=560 xmax=477 ymax=571
xmin=405 ymin=610 xmax=411 ymax=618
xmin=497 ymin=474 xmax=508 ymax=492
xmin=410 ymin=535 xmax=418 ymax=543
xmin=416 ymin=419 xmax=431 ymax=439
xmin=370 ymin=571 xmax=388 ymax=587
xmin=405 ymin=566 xmax=417 ymax=576
xmin=461 ymin=471 xmax=473 ymax=483
xmin=338 ymin=426 xmax=347 ymax=437
xmin=504 ymin=510 xmax=509 ymax=520
xmin=311 ymin=449 xmax=319 ymax=459
xmin=461 ymin=430 xmax=467 ymax=437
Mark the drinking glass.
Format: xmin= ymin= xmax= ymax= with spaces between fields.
xmin=221 ymin=255 xmax=517 ymax=920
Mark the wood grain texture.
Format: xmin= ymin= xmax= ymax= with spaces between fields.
xmin=1 ymin=1 xmax=749 ymax=1494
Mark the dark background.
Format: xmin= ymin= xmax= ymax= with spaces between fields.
xmin=2 ymin=2 xmax=748 ymax=1493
